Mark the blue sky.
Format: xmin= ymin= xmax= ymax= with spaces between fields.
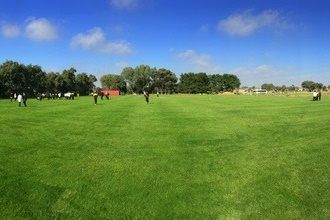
xmin=1 ymin=0 xmax=329 ymax=87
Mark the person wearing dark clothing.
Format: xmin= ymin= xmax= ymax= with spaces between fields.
xmin=318 ymin=91 xmax=322 ymax=101
xmin=22 ymin=92 xmax=27 ymax=106
xmin=144 ymin=91 xmax=149 ymax=104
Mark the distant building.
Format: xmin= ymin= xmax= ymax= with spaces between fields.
xmin=253 ymin=89 xmax=268 ymax=94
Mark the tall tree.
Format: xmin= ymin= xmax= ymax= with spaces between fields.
xmin=121 ymin=65 xmax=156 ymax=94
xmin=62 ymin=68 xmax=76 ymax=92
xmin=209 ymin=74 xmax=223 ymax=93
xmin=0 ymin=72 xmax=4 ymax=97
xmin=152 ymin=68 xmax=177 ymax=94
xmin=121 ymin=67 xmax=135 ymax=94
xmin=55 ymin=73 xmax=65 ymax=93
xmin=76 ymin=73 xmax=94 ymax=95
xmin=314 ymin=82 xmax=323 ymax=90
xmin=177 ymin=72 xmax=194 ymax=93
xmin=88 ymin=74 xmax=97 ymax=90
xmin=134 ymin=65 xmax=156 ymax=93
xmin=46 ymin=72 xmax=59 ymax=93
xmin=100 ymin=74 xmax=126 ymax=91
xmin=261 ymin=83 xmax=276 ymax=91
xmin=25 ymin=64 xmax=47 ymax=94
xmin=177 ymin=72 xmax=209 ymax=93
xmin=222 ymin=73 xmax=241 ymax=92
xmin=301 ymin=80 xmax=316 ymax=91
xmin=0 ymin=60 xmax=25 ymax=93
xmin=194 ymin=72 xmax=210 ymax=93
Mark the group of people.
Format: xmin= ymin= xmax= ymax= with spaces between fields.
xmin=91 ymin=91 xmax=110 ymax=105
xmin=91 ymin=90 xmax=150 ymax=105
xmin=312 ymin=91 xmax=322 ymax=101
xmin=11 ymin=92 xmax=28 ymax=107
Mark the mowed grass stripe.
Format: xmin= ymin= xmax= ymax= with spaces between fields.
xmin=0 ymin=94 xmax=329 ymax=219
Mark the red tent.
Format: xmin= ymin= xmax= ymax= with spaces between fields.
xmin=100 ymin=90 xmax=120 ymax=96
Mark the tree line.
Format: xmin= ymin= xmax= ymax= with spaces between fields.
xmin=0 ymin=61 xmax=242 ymax=98
xmin=2 ymin=60 xmax=328 ymax=98
xmin=261 ymin=81 xmax=328 ymax=92
xmin=0 ymin=60 xmax=97 ymax=98
xmin=101 ymin=65 xmax=241 ymax=94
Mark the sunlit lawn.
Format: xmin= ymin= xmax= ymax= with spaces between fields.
xmin=0 ymin=94 xmax=329 ymax=219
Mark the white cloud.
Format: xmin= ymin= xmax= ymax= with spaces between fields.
xmin=71 ymin=28 xmax=105 ymax=50
xmin=71 ymin=27 xmax=133 ymax=54
xmin=25 ymin=17 xmax=58 ymax=41
xmin=177 ymin=49 xmax=221 ymax=73
xmin=1 ymin=24 xmax=20 ymax=38
xmin=101 ymin=41 xmax=132 ymax=54
xmin=110 ymin=0 xmax=138 ymax=10
xmin=218 ymin=9 xmax=289 ymax=36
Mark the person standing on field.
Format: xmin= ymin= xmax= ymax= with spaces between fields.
xmin=313 ymin=91 xmax=318 ymax=101
xmin=93 ymin=91 xmax=98 ymax=105
xmin=22 ymin=92 xmax=27 ymax=106
xmin=318 ymin=91 xmax=322 ymax=101
xmin=144 ymin=91 xmax=149 ymax=104
xmin=17 ymin=93 xmax=22 ymax=106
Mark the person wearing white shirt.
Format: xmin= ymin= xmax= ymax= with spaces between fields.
xmin=313 ymin=91 xmax=318 ymax=101
xmin=17 ymin=94 xmax=23 ymax=106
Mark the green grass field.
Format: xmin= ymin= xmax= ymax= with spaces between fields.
xmin=0 ymin=94 xmax=329 ymax=219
